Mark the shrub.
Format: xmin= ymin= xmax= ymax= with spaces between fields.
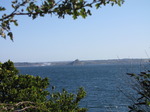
xmin=0 ymin=60 xmax=87 ymax=112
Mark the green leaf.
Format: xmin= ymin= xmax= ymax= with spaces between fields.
xmin=7 ymin=32 xmax=13 ymax=40
xmin=95 ymin=3 xmax=101 ymax=9
xmin=14 ymin=20 xmax=18 ymax=26
xmin=0 ymin=7 xmax=6 ymax=11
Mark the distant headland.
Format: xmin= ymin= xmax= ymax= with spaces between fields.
xmin=14 ymin=59 xmax=150 ymax=67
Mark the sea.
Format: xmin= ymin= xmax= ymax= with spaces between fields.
xmin=17 ymin=63 xmax=150 ymax=112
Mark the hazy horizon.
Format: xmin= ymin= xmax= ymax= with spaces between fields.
xmin=10 ymin=58 xmax=149 ymax=63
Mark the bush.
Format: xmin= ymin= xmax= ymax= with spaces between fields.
xmin=0 ymin=60 xmax=87 ymax=112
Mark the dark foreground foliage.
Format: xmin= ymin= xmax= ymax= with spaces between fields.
xmin=0 ymin=60 xmax=87 ymax=112
xmin=127 ymin=71 xmax=150 ymax=112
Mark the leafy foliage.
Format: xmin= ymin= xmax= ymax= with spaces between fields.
xmin=127 ymin=71 xmax=150 ymax=112
xmin=0 ymin=60 xmax=49 ymax=103
xmin=0 ymin=60 xmax=87 ymax=112
xmin=0 ymin=0 xmax=124 ymax=40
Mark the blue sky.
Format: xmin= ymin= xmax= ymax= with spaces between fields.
xmin=1 ymin=0 xmax=150 ymax=62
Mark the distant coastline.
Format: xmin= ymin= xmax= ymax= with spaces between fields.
xmin=14 ymin=58 xmax=150 ymax=67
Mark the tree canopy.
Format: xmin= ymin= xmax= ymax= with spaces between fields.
xmin=0 ymin=0 xmax=124 ymax=40
xmin=0 ymin=60 xmax=87 ymax=112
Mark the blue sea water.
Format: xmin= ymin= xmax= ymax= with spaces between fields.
xmin=17 ymin=64 xmax=149 ymax=112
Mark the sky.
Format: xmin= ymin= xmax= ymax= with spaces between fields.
xmin=1 ymin=0 xmax=150 ymax=62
